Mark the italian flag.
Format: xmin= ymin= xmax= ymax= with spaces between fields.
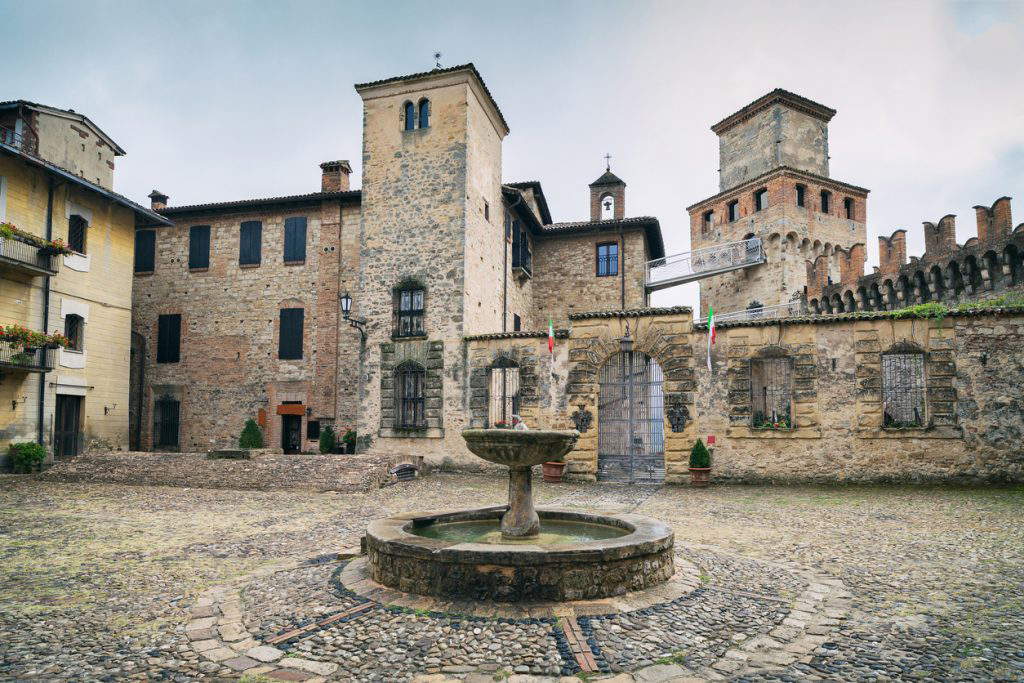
xmin=548 ymin=317 xmax=555 ymax=354
xmin=706 ymin=307 xmax=716 ymax=371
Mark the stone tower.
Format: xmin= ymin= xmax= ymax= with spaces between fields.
xmin=353 ymin=64 xmax=509 ymax=454
xmin=686 ymin=89 xmax=869 ymax=316
xmin=589 ymin=168 xmax=626 ymax=221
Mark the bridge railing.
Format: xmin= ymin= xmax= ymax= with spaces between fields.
xmin=712 ymin=300 xmax=806 ymax=324
xmin=646 ymin=237 xmax=764 ymax=290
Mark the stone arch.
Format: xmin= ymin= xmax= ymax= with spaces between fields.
xmin=1004 ymin=244 xmax=1022 ymax=285
xmin=843 ymin=289 xmax=857 ymax=312
xmin=982 ymin=249 xmax=1000 ymax=288
xmin=869 ymin=282 xmax=884 ymax=311
xmin=882 ymin=279 xmax=896 ymax=309
xmin=913 ymin=270 xmax=931 ymax=303
xmin=809 ymin=298 xmax=820 ymax=313
xmin=599 ymin=192 xmax=616 ymax=220
xmin=831 ymin=293 xmax=844 ymax=313
xmin=963 ymin=255 xmax=983 ymax=292
xmin=929 ymin=265 xmax=946 ymax=301
xmin=947 ymin=261 xmax=966 ymax=296
xmin=800 ymin=238 xmax=811 ymax=257
xmin=896 ymin=274 xmax=912 ymax=305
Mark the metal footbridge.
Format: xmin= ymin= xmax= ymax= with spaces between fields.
xmin=645 ymin=237 xmax=765 ymax=293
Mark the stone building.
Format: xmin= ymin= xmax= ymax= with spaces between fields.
xmin=132 ymin=65 xmax=663 ymax=455
xmin=0 ymin=100 xmax=168 ymax=463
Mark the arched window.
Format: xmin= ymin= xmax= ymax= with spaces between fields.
xmin=600 ymin=193 xmax=615 ymax=220
xmin=751 ymin=350 xmax=793 ymax=430
xmin=488 ymin=359 xmax=520 ymax=427
xmin=820 ymin=190 xmax=832 ymax=214
xmin=394 ymin=284 xmax=425 ymax=337
xmin=395 ymin=361 xmax=426 ymax=428
xmin=418 ymin=98 xmax=430 ymax=129
xmin=882 ymin=343 xmax=926 ymax=428
xmin=64 ymin=314 xmax=84 ymax=352
xmin=403 ymin=101 xmax=415 ymax=131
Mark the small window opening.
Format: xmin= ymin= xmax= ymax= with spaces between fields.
xmin=68 ymin=214 xmax=87 ymax=254
xmin=754 ymin=188 xmax=768 ymax=212
xmin=64 ymin=314 xmax=84 ymax=352
xmin=513 ymin=314 xmax=522 ymax=331
xmin=488 ymin=365 xmax=521 ymax=427
xmin=600 ymin=194 xmax=615 ymax=220
xmin=702 ymin=210 xmax=714 ymax=230
xmin=796 ymin=184 xmax=806 ymax=207
xmin=727 ymin=200 xmax=739 ymax=222
xmin=820 ymin=190 xmax=831 ymax=214
xmin=403 ymin=101 xmax=415 ymax=131
xmin=844 ymin=197 xmax=854 ymax=219
xmin=418 ymin=98 xmax=430 ymax=129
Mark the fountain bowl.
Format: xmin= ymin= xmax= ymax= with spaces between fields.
xmin=364 ymin=507 xmax=674 ymax=602
xmin=461 ymin=428 xmax=579 ymax=468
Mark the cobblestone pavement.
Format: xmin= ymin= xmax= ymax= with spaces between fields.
xmin=1 ymin=473 xmax=1023 ymax=681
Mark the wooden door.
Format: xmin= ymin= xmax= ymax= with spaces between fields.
xmin=54 ymin=395 xmax=82 ymax=459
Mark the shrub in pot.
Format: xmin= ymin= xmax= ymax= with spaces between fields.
xmin=238 ymin=419 xmax=264 ymax=449
xmin=319 ymin=425 xmax=337 ymax=454
xmin=9 ymin=442 xmax=47 ymax=473
xmin=689 ymin=438 xmax=712 ymax=487
xmin=342 ymin=429 xmax=357 ymax=454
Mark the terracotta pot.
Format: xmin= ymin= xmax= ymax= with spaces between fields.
xmin=542 ymin=461 xmax=567 ymax=483
xmin=688 ymin=467 xmax=711 ymax=487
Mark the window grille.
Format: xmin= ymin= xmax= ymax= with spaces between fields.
xmin=68 ymin=215 xmax=87 ymax=254
xmin=596 ymin=242 xmax=618 ymax=277
xmin=751 ymin=356 xmax=793 ymax=428
xmin=396 ymin=288 xmax=424 ymax=337
xmin=153 ymin=395 xmax=180 ymax=448
xmin=189 ymin=225 xmax=210 ymax=269
xmin=488 ymin=366 xmax=520 ymax=426
xmin=882 ymin=352 xmax=926 ymax=427
xmin=396 ymin=363 xmax=426 ymax=428
xmin=134 ymin=230 xmax=156 ymax=273
xmin=64 ymin=314 xmax=84 ymax=352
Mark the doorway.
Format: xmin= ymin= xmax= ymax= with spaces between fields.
xmin=54 ymin=394 xmax=83 ymax=459
xmin=597 ymin=351 xmax=665 ymax=483
xmin=281 ymin=415 xmax=302 ymax=454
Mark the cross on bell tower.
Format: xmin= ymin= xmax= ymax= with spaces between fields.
xmin=589 ymin=157 xmax=626 ymax=221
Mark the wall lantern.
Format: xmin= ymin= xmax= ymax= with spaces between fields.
xmin=619 ymin=321 xmax=633 ymax=354
xmin=339 ymin=292 xmax=367 ymax=341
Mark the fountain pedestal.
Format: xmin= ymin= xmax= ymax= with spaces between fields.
xmin=503 ymin=466 xmax=539 ymax=537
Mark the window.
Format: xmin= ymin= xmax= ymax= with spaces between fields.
xmin=239 ymin=221 xmax=262 ymax=266
xmin=395 ymin=362 xmax=426 ymax=428
xmin=188 ymin=225 xmax=210 ymax=269
xmin=134 ymin=230 xmax=156 ymax=273
xmin=404 ymin=101 xmax=415 ymax=131
xmin=511 ymin=220 xmax=532 ymax=275
xmin=156 ymin=314 xmax=181 ymax=363
xmin=306 ymin=420 xmax=320 ymax=440
xmin=844 ymin=197 xmax=854 ymax=219
xmin=64 ymin=314 xmax=84 ymax=352
xmin=728 ymin=200 xmax=739 ymax=222
xmin=396 ymin=287 xmax=425 ymax=337
xmin=484 ymin=200 xmax=489 ymax=222
xmin=754 ymin=188 xmax=768 ymax=212
xmin=882 ymin=349 xmax=926 ymax=428
xmin=513 ymin=314 xmax=521 ymax=332
xmin=283 ymin=216 xmax=307 ymax=263
xmin=68 ymin=214 xmax=87 ymax=254
xmin=796 ymin=184 xmax=806 ymax=207
xmin=596 ymin=241 xmax=619 ymax=277
xmin=278 ymin=308 xmax=304 ymax=360
xmin=702 ymin=210 xmax=714 ymax=230
xmin=751 ymin=355 xmax=793 ymax=429
xmin=820 ymin=190 xmax=831 ymax=214
xmin=418 ymin=98 xmax=430 ymax=129
xmin=153 ymin=395 xmax=180 ymax=448
xmin=600 ymin=194 xmax=615 ymax=220
xmin=488 ymin=364 xmax=520 ymax=426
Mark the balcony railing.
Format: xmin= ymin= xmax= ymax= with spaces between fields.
xmin=646 ymin=237 xmax=765 ymax=292
xmin=0 ymin=236 xmax=60 ymax=276
xmin=0 ymin=344 xmax=56 ymax=373
xmin=0 ymin=125 xmax=40 ymax=157
xmin=712 ymin=300 xmax=806 ymax=325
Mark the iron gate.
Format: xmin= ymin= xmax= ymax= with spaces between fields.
xmin=598 ymin=351 xmax=665 ymax=483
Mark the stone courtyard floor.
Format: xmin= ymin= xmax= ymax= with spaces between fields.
xmin=1 ymin=472 xmax=1023 ymax=682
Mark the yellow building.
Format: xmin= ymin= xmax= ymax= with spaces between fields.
xmin=0 ymin=101 xmax=168 ymax=463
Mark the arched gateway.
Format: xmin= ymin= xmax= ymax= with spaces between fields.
xmin=597 ymin=351 xmax=665 ymax=483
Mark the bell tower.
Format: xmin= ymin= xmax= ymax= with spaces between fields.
xmin=590 ymin=161 xmax=625 ymax=221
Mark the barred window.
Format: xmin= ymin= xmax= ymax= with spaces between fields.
xmin=882 ymin=351 xmax=926 ymax=428
xmin=751 ymin=356 xmax=793 ymax=429
xmin=596 ymin=242 xmax=618 ymax=277
xmin=488 ymin=364 xmax=520 ymax=427
xmin=68 ymin=214 xmax=87 ymax=254
xmin=64 ymin=314 xmax=84 ymax=352
xmin=396 ymin=362 xmax=426 ymax=428
xmin=395 ymin=287 xmax=424 ymax=337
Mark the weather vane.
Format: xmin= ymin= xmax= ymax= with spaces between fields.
xmin=604 ymin=152 xmax=612 ymax=171
xmin=434 ymin=52 xmax=443 ymax=69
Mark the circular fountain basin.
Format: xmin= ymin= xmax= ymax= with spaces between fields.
xmin=364 ymin=507 xmax=675 ymax=602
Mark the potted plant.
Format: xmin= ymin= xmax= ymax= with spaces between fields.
xmin=342 ymin=428 xmax=357 ymax=454
xmin=8 ymin=442 xmax=47 ymax=473
xmin=689 ymin=438 xmax=712 ymax=487
xmin=542 ymin=455 xmax=567 ymax=483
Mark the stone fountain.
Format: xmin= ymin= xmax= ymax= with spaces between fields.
xmin=363 ymin=428 xmax=674 ymax=602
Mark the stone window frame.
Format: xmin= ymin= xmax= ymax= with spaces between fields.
xmin=880 ymin=341 xmax=928 ymax=429
xmin=392 ymin=277 xmax=427 ymax=340
xmin=379 ymin=339 xmax=443 ymax=438
xmin=394 ymin=361 xmax=426 ymax=429
xmin=469 ymin=348 xmax=540 ymax=429
xmin=487 ymin=357 xmax=521 ymax=427
xmin=726 ymin=343 xmax=820 ymax=439
xmin=749 ymin=346 xmax=794 ymax=431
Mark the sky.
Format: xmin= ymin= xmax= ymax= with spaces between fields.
xmin=2 ymin=0 xmax=1022 ymax=310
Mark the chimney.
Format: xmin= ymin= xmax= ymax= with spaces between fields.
xmin=838 ymin=243 xmax=866 ymax=286
xmin=974 ymin=196 xmax=1012 ymax=244
xmin=320 ymin=160 xmax=352 ymax=193
xmin=878 ymin=230 xmax=907 ymax=276
xmin=148 ymin=190 xmax=168 ymax=211
xmin=922 ymin=215 xmax=956 ymax=257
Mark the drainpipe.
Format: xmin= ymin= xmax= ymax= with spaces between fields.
xmin=37 ymin=177 xmax=55 ymax=446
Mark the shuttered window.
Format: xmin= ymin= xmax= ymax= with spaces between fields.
xmin=134 ymin=230 xmax=156 ymax=273
xmin=156 ymin=314 xmax=181 ymax=363
xmin=239 ymin=221 xmax=262 ymax=266
xmin=189 ymin=225 xmax=210 ymax=269
xmin=278 ymin=308 xmax=304 ymax=360
xmin=283 ymin=217 xmax=307 ymax=263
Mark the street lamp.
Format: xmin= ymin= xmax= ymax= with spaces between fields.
xmin=339 ymin=292 xmax=367 ymax=341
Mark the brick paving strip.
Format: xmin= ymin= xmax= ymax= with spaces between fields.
xmin=265 ymin=601 xmax=376 ymax=646
xmin=558 ymin=617 xmax=600 ymax=674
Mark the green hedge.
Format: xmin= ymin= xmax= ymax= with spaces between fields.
xmin=9 ymin=442 xmax=46 ymax=473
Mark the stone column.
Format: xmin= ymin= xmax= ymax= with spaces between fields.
xmin=501 ymin=466 xmax=540 ymax=538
